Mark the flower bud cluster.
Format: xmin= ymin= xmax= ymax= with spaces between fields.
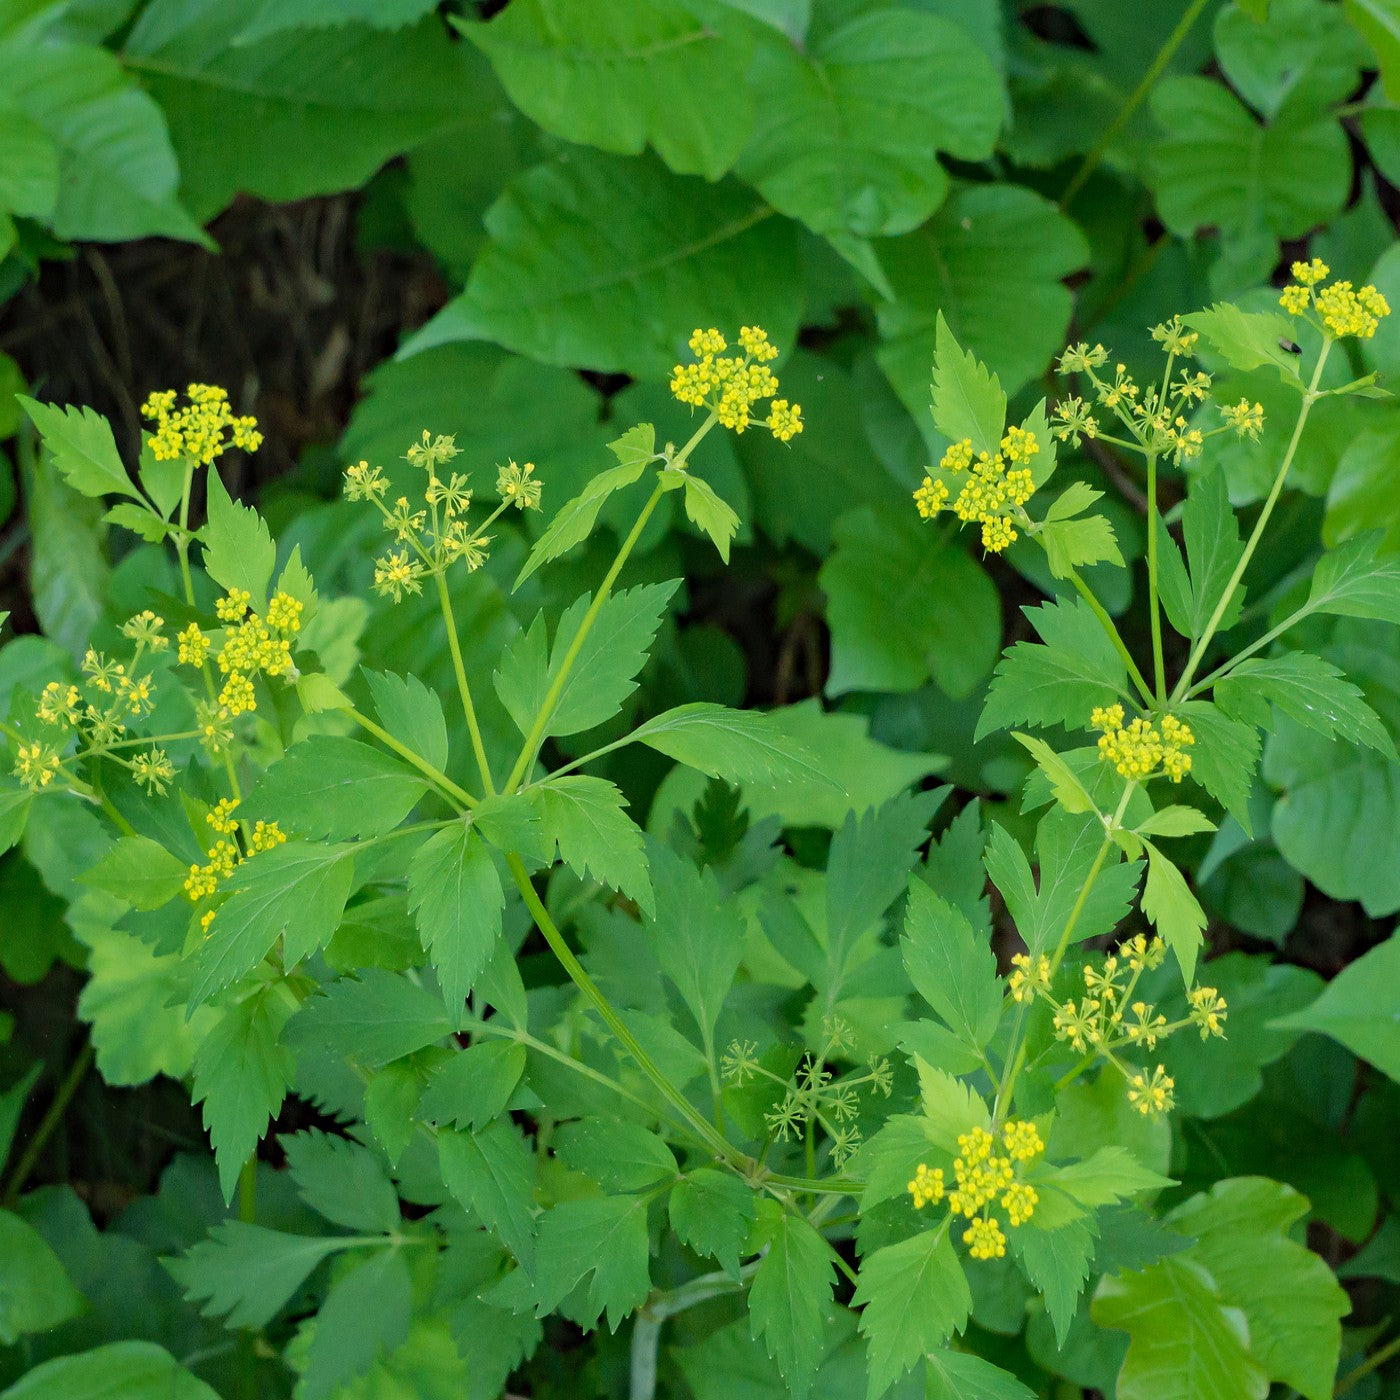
xmin=141 ymin=384 xmax=261 ymax=465
xmin=914 ymin=425 xmax=1040 ymax=553
xmin=670 ymin=327 xmax=803 ymax=440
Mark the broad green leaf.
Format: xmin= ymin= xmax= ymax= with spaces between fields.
xmin=645 ymin=842 xmax=744 ymax=1051
xmin=747 ymin=1204 xmax=837 ymax=1400
xmin=682 ymin=472 xmax=740 ymax=562
xmin=408 ymin=825 xmax=504 ymax=1016
xmin=472 ymin=791 xmax=551 ymax=862
xmin=1184 ymin=303 xmax=1303 ymax=384
xmin=916 ymin=1060 xmax=989 ymax=1151
xmin=530 ymin=775 xmax=653 ymax=914
xmin=0 ymin=42 xmax=204 ymax=243
xmin=1169 ymin=1177 xmax=1348 ymax=1400
xmin=285 ymin=968 xmax=452 ymax=1069
xmin=1306 ymin=531 xmax=1400 ymax=623
xmin=201 ymin=467 xmax=275 ymax=611
xmin=556 ymin=1118 xmax=676 ymax=1193
xmin=1011 ymin=732 xmax=1097 ymax=816
xmin=669 ymin=1169 xmax=756 ymax=1280
xmin=854 ymin=1228 xmax=971 ymax=1398
xmin=402 ymin=151 xmax=801 ymax=379
xmin=1178 ymin=699 xmax=1261 ymax=833
xmin=854 ymin=1114 xmax=942 ymax=1209
xmin=1150 ymin=77 xmax=1349 ymax=249
xmin=902 ymin=881 xmax=1000 ymax=1053
xmin=124 ymin=7 xmax=474 ymax=221
xmin=283 ymin=1129 xmax=400 ymax=1234
xmin=1348 ymin=0 xmax=1400 ymax=100
xmin=877 ymin=183 xmax=1088 ymax=427
xmin=1216 ymin=0 xmax=1365 ymax=120
xmin=1093 ymin=1256 xmax=1269 ymax=1400
xmin=821 ymin=502 xmax=1001 ymax=700
xmin=236 ymin=0 xmax=439 ymax=43
xmin=930 ymin=310 xmax=1006 ymax=456
xmin=17 ymin=398 xmax=141 ymax=500
xmin=1048 ymin=1146 xmax=1174 ymax=1208
xmin=1215 ymin=651 xmax=1395 ymax=756
xmin=924 ymin=1348 xmax=1035 ymax=1399
xmin=248 ymin=737 xmax=426 ymax=841
xmin=25 ymin=455 xmax=107 ymax=661
xmin=1141 ymin=840 xmax=1206 ymax=982
xmin=190 ymin=988 xmax=296 ymax=1201
xmin=533 ymin=1195 xmax=651 ymax=1332
xmin=188 ymin=841 xmax=355 ymax=1005
xmin=1040 ymin=515 xmax=1124 ymax=578
xmin=300 ymin=1248 xmax=412 ymax=1400
xmin=737 ymin=11 xmax=1001 ymax=238
xmin=494 ymin=580 xmax=677 ymax=739
xmin=362 ymin=1062 xmax=420 ymax=1168
xmin=1013 ymin=1219 xmax=1096 ymax=1347
xmin=365 ymin=669 xmax=448 ymax=772
xmin=466 ymin=0 xmax=752 ymax=180
xmin=1178 ymin=468 xmax=1246 ymax=638
xmin=0 ymin=1342 xmax=220 ymax=1400
xmin=0 ymin=110 xmax=57 ymax=219
xmin=0 ymin=1209 xmax=85 ymax=1345
xmin=419 ymin=1039 xmax=525 ymax=1131
xmin=0 ymin=782 xmax=30 ymax=858
xmin=438 ymin=1121 xmax=536 ymax=1267
xmin=630 ymin=701 xmax=832 ymax=788
xmin=80 ymin=835 xmax=188 ymax=910
xmin=978 ymin=597 xmax=1127 ymax=740
xmin=1273 ymin=930 xmax=1400 ymax=1080
xmin=167 ymin=1221 xmax=351 ymax=1328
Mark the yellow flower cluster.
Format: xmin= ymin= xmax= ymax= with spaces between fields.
xmin=141 ymin=385 xmax=262 ymax=465
xmin=181 ymin=588 xmax=302 ymax=718
xmin=907 ymin=1121 xmax=1044 ymax=1261
xmin=915 ymin=426 xmax=1040 ymax=553
xmin=12 ymin=742 xmax=60 ymax=791
xmin=1091 ymin=704 xmax=1194 ymax=783
xmin=184 ymin=799 xmax=285 ymax=905
xmin=1008 ymin=952 xmax=1051 ymax=1004
xmin=669 ymin=327 xmax=803 ymax=440
xmin=1279 ymin=259 xmax=1390 ymax=339
xmin=1221 ymin=398 xmax=1264 ymax=439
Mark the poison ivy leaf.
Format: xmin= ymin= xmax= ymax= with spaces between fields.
xmin=17 ymin=398 xmax=141 ymax=501
xmin=1169 ymin=1178 xmax=1348 ymax=1400
xmin=124 ymin=5 xmax=475 ymax=221
xmin=402 ymin=151 xmax=802 ymax=379
xmin=853 ymin=1227 xmax=971 ymax=1398
xmin=978 ymin=597 xmax=1127 ymax=740
xmin=930 ymin=310 xmax=1006 ymax=456
xmin=190 ymin=988 xmax=296 ymax=1202
xmin=0 ymin=109 xmax=57 ymax=220
xmin=630 ymin=701 xmax=831 ymax=789
xmin=1141 ymin=840 xmax=1206 ymax=983
xmin=1216 ymin=0 xmax=1365 ymax=120
xmin=235 ymin=0 xmax=440 ymax=43
xmin=0 ymin=1342 xmax=221 ymax=1399
xmin=530 ymin=775 xmax=653 ymax=914
xmin=188 ymin=841 xmax=355 ymax=1005
xmin=282 ymin=1130 xmax=400 ymax=1234
xmin=1347 ymin=0 xmax=1400 ymax=100
xmin=1184 ymin=304 xmax=1302 ymax=384
xmin=249 ymin=737 xmax=426 ymax=841
xmin=747 ymin=1204 xmax=837 ymax=1400
xmin=737 ymin=11 xmax=1001 ymax=239
xmin=821 ymin=502 xmax=1001 ymax=700
xmin=201 ymin=467 xmax=275 ymax=611
xmin=1215 ymin=652 xmax=1395 ymax=756
xmin=1274 ymin=930 xmax=1400 ymax=1081
xmin=669 ymin=1169 xmax=756 ymax=1280
xmin=0 ymin=41 xmax=204 ymax=243
xmin=877 ymin=183 xmax=1088 ymax=427
xmin=300 ymin=1248 xmax=413 ymax=1400
xmin=81 ymin=835 xmax=188 ymax=910
xmin=532 ymin=1195 xmax=651 ymax=1331
xmin=419 ymin=1039 xmax=524 ymax=1132
xmin=466 ymin=0 xmax=752 ymax=179
xmin=0 ymin=1210 xmax=85 ymax=1345
xmin=902 ymin=881 xmax=1000 ymax=1053
xmin=924 ymin=1348 xmax=1035 ymax=1399
xmin=1093 ymin=1256 xmax=1269 ymax=1400
xmin=365 ymin=669 xmax=448 ymax=773
xmin=439 ymin=1121 xmax=536 ymax=1267
xmin=407 ymin=825 xmax=504 ymax=1016
xmin=167 ymin=1221 xmax=351 ymax=1328
xmin=285 ymin=968 xmax=452 ymax=1069
xmin=1013 ymin=1218 xmax=1097 ymax=1347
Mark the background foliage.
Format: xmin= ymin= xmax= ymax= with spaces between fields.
xmin=3 ymin=0 xmax=1400 ymax=1397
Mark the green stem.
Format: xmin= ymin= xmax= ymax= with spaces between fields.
xmin=1059 ymin=0 xmax=1211 ymax=208
xmin=505 ymin=852 xmax=743 ymax=1170
xmin=342 ymin=704 xmax=476 ymax=810
xmin=1145 ymin=452 xmax=1166 ymax=702
xmin=1185 ymin=604 xmax=1311 ymax=699
xmin=1172 ymin=341 xmax=1332 ymax=702
xmin=504 ymin=481 xmax=667 ymax=793
xmin=2 ymin=1042 xmax=94 ymax=1206
xmin=1336 ymin=1331 xmax=1400 ymax=1396
xmin=1069 ymin=569 xmax=1154 ymax=705
xmin=175 ymin=458 xmax=196 ymax=606
xmin=630 ymin=1265 xmax=760 ymax=1400
xmin=433 ymin=572 xmax=496 ymax=796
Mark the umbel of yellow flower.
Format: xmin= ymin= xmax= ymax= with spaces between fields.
xmin=914 ymin=425 xmax=1039 ymax=553
xmin=184 ymin=798 xmax=286 ymax=911
xmin=1279 ymin=258 xmax=1390 ymax=339
xmin=670 ymin=327 xmax=803 ymax=440
xmin=180 ymin=588 xmax=303 ymax=719
xmin=1091 ymin=704 xmax=1194 ymax=782
xmin=140 ymin=384 xmax=262 ymax=465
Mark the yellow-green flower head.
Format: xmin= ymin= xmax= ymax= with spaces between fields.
xmin=963 ymin=1215 xmax=1007 ymax=1260
xmin=141 ymin=384 xmax=261 ymax=465
xmin=374 ymin=548 xmax=425 ymax=602
xmin=1151 ymin=316 xmax=1199 ymax=357
xmin=1050 ymin=394 xmax=1098 ymax=446
xmin=1057 ymin=342 xmax=1109 ymax=375
xmin=426 ymin=470 xmax=473 ymax=517
xmin=1091 ymin=704 xmax=1194 ymax=783
xmin=1127 ymin=1065 xmax=1175 ymax=1116
xmin=907 ymin=1163 xmax=945 ymax=1209
xmin=498 ymin=459 xmax=542 ymax=511
xmin=916 ymin=427 xmax=1040 ymax=553
xmin=177 ymin=623 xmax=209 ymax=668
xmin=1126 ymin=1000 xmax=1168 ymax=1049
xmin=13 ymin=741 xmax=61 ymax=791
xmin=1002 ymin=1120 xmax=1043 ymax=1163
xmin=670 ymin=326 xmax=802 ymax=441
xmin=1007 ymin=952 xmax=1051 ymax=1004
xmin=344 ymin=460 xmax=388 ymax=502
xmin=1187 ymin=985 xmax=1228 ymax=1040
xmin=36 ymin=682 xmax=80 ymax=728
xmin=132 ymin=748 xmax=175 ymax=795
xmin=1120 ymin=932 xmax=1166 ymax=973
xmin=1221 ymin=398 xmax=1264 ymax=440
xmin=405 ymin=430 xmax=460 ymax=473
xmin=1001 ymin=1182 xmax=1038 ymax=1227
xmin=121 ymin=610 xmax=167 ymax=652
xmin=1279 ymin=258 xmax=1391 ymax=339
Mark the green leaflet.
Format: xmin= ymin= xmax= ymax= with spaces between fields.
xmin=668 ymin=1169 xmax=756 ymax=1280
xmin=438 ymin=1121 xmax=537 ymax=1268
xmin=902 ymin=880 xmax=1001 ymax=1054
xmin=0 ymin=1342 xmax=221 ymax=1400
xmin=529 ymin=774 xmax=653 ymax=914
xmin=201 ymin=467 xmax=276 ymax=611
xmin=0 ymin=1210 xmax=86 ymax=1346
xmin=1184 ymin=303 xmax=1303 ymax=384
xmin=365 ymin=668 xmax=449 ymax=772
xmin=282 ymin=1129 xmax=401 ymax=1234
xmin=1012 ymin=1217 xmax=1097 ymax=1348
xmin=533 ymin=1195 xmax=652 ymax=1332
xmin=1141 ymin=840 xmax=1207 ymax=983
xmin=930 ymin=310 xmax=1006 ymax=457
xmin=285 ymin=968 xmax=452 ymax=1070
xmin=299 ymin=1248 xmax=413 ymax=1400
xmin=746 ymin=1203 xmax=837 ymax=1400
xmin=81 ymin=835 xmax=188 ymax=910
xmin=419 ymin=1039 xmax=526 ymax=1132
xmin=17 ymin=398 xmax=142 ymax=502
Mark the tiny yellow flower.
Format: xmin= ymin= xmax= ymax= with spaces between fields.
xmin=1222 ymin=398 xmax=1264 ymax=440
xmin=907 ymin=1163 xmax=945 ymax=1209
xmin=1007 ymin=952 xmax=1051 ymax=1004
xmin=36 ymin=682 xmax=80 ymax=727
xmin=1001 ymin=1181 xmax=1038 ymax=1227
xmin=498 ymin=459 xmax=542 ymax=511
xmin=963 ymin=1215 xmax=1007 ymax=1260
xmin=131 ymin=748 xmax=175 ymax=795
xmin=1002 ymin=1120 xmax=1044 ymax=1163
xmin=1187 ymin=985 xmax=1228 ymax=1040
xmin=1127 ymin=1065 xmax=1175 ymax=1116
xmin=177 ymin=624 xmax=210 ymax=667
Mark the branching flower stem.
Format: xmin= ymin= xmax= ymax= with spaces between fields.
xmin=434 ymin=571 xmax=497 ymax=796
